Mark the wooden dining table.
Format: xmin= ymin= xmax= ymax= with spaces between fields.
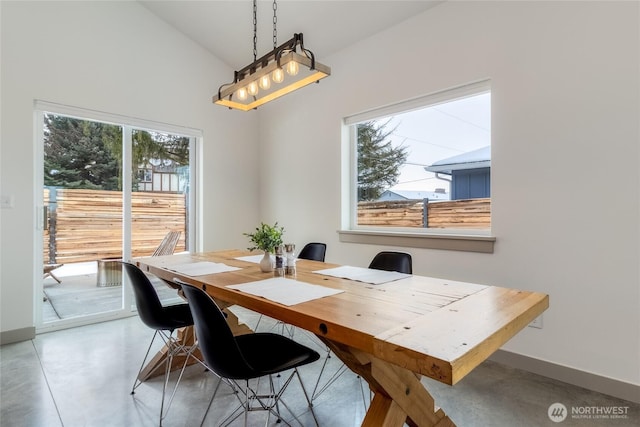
xmin=136 ymin=249 xmax=548 ymax=427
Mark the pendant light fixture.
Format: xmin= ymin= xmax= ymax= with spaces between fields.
xmin=213 ymin=0 xmax=331 ymax=111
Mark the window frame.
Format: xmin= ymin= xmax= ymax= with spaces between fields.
xmin=340 ymin=80 xmax=496 ymax=253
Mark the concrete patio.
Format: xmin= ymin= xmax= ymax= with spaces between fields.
xmin=42 ymin=261 xmax=182 ymax=323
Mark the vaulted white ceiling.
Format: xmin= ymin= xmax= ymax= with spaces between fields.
xmin=140 ymin=1 xmax=441 ymax=69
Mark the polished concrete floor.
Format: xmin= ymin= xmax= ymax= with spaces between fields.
xmin=1 ymin=308 xmax=638 ymax=427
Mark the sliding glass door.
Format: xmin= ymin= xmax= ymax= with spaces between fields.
xmin=36 ymin=103 xmax=197 ymax=331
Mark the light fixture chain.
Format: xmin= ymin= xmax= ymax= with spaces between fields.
xmin=272 ymin=0 xmax=278 ymax=48
xmin=253 ymin=0 xmax=258 ymax=61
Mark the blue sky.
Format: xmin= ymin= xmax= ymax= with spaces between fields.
xmin=381 ymin=92 xmax=491 ymax=193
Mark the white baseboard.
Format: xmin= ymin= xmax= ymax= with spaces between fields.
xmin=0 ymin=327 xmax=36 ymax=345
xmin=490 ymin=349 xmax=640 ymax=404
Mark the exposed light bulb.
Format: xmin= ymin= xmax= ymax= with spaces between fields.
xmin=272 ymin=68 xmax=284 ymax=83
xmin=236 ymin=87 xmax=248 ymax=101
xmin=285 ymin=61 xmax=299 ymax=76
xmin=247 ymin=81 xmax=259 ymax=96
xmin=259 ymin=75 xmax=271 ymax=90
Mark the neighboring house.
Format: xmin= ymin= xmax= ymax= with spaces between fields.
xmin=378 ymin=189 xmax=449 ymax=202
xmin=137 ymin=160 xmax=187 ymax=193
xmin=424 ymin=146 xmax=490 ymax=200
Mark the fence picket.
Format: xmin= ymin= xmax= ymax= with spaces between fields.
xmin=44 ymin=188 xmax=186 ymax=263
xmin=358 ymin=198 xmax=490 ymax=229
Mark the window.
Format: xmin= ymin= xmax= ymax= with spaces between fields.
xmin=341 ymin=81 xmax=495 ymax=252
xmin=138 ymin=168 xmax=152 ymax=183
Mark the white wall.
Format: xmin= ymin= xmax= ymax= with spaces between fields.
xmin=0 ymin=2 xmax=259 ymax=335
xmin=258 ymin=1 xmax=640 ymax=386
xmin=1 ymin=0 xmax=638 ymax=394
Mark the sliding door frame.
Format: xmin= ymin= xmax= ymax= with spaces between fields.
xmin=34 ymin=100 xmax=201 ymax=333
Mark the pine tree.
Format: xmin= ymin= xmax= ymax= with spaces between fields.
xmin=43 ymin=115 xmax=122 ymax=190
xmin=43 ymin=114 xmax=190 ymax=191
xmin=357 ymin=120 xmax=408 ymax=201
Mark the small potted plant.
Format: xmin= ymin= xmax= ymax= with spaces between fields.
xmin=244 ymin=222 xmax=284 ymax=272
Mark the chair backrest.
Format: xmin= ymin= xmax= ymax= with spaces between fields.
xmin=368 ymin=251 xmax=412 ymax=274
xmin=179 ymin=282 xmax=254 ymax=380
xmin=298 ymin=242 xmax=327 ymax=262
xmin=121 ymin=262 xmax=167 ymax=329
xmin=152 ymin=231 xmax=182 ymax=257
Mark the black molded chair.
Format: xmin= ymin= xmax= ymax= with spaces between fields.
xmin=122 ymin=262 xmax=200 ymax=426
xmin=177 ymin=279 xmax=320 ymax=427
xmin=298 ymin=242 xmax=327 ymax=262
xmin=368 ymin=251 xmax=413 ymax=274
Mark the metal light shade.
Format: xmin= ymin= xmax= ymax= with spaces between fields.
xmin=213 ymin=34 xmax=331 ymax=111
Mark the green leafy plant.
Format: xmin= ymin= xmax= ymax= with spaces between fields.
xmin=243 ymin=222 xmax=284 ymax=253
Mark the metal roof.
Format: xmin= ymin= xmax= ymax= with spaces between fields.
xmin=424 ymin=146 xmax=491 ymax=174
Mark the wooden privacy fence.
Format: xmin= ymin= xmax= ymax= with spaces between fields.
xmin=44 ymin=188 xmax=186 ymax=264
xmin=357 ymin=198 xmax=491 ymax=229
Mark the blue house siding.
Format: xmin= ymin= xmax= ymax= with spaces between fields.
xmin=451 ymin=167 xmax=490 ymax=200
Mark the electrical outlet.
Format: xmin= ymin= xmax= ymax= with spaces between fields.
xmin=528 ymin=314 xmax=543 ymax=329
xmin=0 ymin=195 xmax=15 ymax=209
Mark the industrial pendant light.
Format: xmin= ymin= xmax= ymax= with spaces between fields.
xmin=213 ymin=0 xmax=331 ymax=111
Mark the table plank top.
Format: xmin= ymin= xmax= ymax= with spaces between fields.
xmin=137 ymin=250 xmax=548 ymax=386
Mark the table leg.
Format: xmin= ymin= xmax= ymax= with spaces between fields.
xmin=371 ymin=357 xmax=455 ymax=427
xmin=363 ymin=394 xmax=407 ymax=426
xmin=319 ymin=337 xmax=455 ymax=427
xmin=137 ymin=326 xmax=201 ymax=382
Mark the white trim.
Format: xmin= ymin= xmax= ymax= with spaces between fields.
xmin=122 ymin=126 xmax=133 ymax=311
xmin=34 ymin=100 xmax=203 ymax=138
xmin=33 ymin=101 xmax=200 ymax=330
xmin=490 ymin=349 xmax=640 ymax=404
xmin=425 ymin=160 xmax=491 ymax=173
xmin=36 ymin=311 xmax=137 ymax=335
xmin=188 ymin=135 xmax=199 ymax=252
xmin=33 ymin=110 xmax=45 ymax=328
xmin=0 ymin=327 xmax=36 ymax=345
xmin=338 ymin=229 xmax=495 ymax=253
xmin=342 ymin=80 xmax=493 ymax=251
xmin=344 ymin=79 xmax=491 ymax=125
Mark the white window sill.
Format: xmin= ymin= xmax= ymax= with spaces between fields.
xmin=337 ymin=229 xmax=495 ymax=253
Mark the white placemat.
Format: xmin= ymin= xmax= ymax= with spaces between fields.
xmin=313 ymin=265 xmax=410 ymax=285
xmin=167 ymin=261 xmax=241 ymax=276
xmin=235 ymin=254 xmax=273 ymax=264
xmin=227 ymin=277 xmax=343 ymax=306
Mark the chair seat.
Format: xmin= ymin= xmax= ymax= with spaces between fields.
xmin=177 ymin=281 xmax=321 ymax=426
xmin=235 ymin=333 xmax=320 ymax=379
xmin=145 ymin=303 xmax=193 ymax=331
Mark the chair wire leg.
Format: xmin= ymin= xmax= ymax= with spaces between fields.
xmin=254 ymin=314 xmax=263 ymax=331
xmin=266 ymin=375 xmax=275 ymax=427
xmin=311 ymin=351 xmax=348 ymax=402
xmin=131 ymin=330 xmax=159 ymax=395
xmin=295 ymin=369 xmax=319 ymax=427
xmin=244 ymin=380 xmax=250 ymax=427
xmin=219 ymin=378 xmax=252 ymax=427
xmin=359 ymin=375 xmax=369 ymax=410
xmin=264 ymin=371 xmax=313 ymax=427
xmin=200 ymin=376 xmax=223 ymax=427
xmin=158 ymin=332 xmax=175 ymax=425
xmin=161 ymin=332 xmax=197 ymax=422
